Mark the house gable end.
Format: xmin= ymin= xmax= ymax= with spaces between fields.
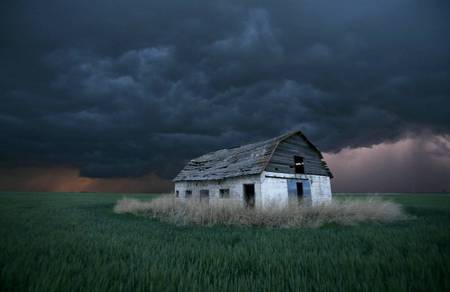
xmin=264 ymin=132 xmax=332 ymax=177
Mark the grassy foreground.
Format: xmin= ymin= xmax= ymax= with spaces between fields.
xmin=0 ymin=192 xmax=449 ymax=291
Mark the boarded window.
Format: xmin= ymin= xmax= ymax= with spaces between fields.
xmin=200 ymin=190 xmax=209 ymax=202
xmin=294 ymin=156 xmax=305 ymax=174
xmin=219 ymin=189 xmax=230 ymax=198
xmin=185 ymin=190 xmax=192 ymax=198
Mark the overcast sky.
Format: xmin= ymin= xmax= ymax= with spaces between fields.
xmin=1 ymin=0 xmax=449 ymax=192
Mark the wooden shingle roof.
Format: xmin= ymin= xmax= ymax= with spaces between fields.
xmin=173 ymin=130 xmax=331 ymax=181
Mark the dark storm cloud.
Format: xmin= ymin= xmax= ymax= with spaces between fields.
xmin=1 ymin=0 xmax=449 ymax=179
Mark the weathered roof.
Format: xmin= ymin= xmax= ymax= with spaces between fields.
xmin=173 ymin=130 xmax=330 ymax=181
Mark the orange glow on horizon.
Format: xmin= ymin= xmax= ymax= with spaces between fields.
xmin=0 ymin=167 xmax=173 ymax=193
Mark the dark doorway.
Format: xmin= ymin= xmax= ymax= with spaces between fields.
xmin=243 ymin=184 xmax=255 ymax=208
xmin=296 ymin=182 xmax=304 ymax=200
xmin=294 ymin=156 xmax=304 ymax=174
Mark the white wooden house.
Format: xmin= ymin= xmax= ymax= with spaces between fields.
xmin=173 ymin=131 xmax=333 ymax=208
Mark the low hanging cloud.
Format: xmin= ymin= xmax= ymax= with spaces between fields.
xmin=0 ymin=0 xmax=449 ymax=191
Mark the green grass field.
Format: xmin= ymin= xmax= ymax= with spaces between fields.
xmin=0 ymin=192 xmax=449 ymax=291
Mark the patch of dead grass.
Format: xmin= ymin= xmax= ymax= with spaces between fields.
xmin=114 ymin=195 xmax=408 ymax=228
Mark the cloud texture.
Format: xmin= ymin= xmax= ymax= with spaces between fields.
xmin=1 ymin=0 xmax=449 ymax=190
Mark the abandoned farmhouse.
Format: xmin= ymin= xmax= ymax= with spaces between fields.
xmin=173 ymin=131 xmax=333 ymax=208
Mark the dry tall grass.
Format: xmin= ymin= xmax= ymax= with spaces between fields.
xmin=114 ymin=195 xmax=408 ymax=228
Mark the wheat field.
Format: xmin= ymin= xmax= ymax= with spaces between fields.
xmin=0 ymin=192 xmax=449 ymax=291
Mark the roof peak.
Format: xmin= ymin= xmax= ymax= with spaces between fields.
xmin=193 ymin=130 xmax=304 ymax=159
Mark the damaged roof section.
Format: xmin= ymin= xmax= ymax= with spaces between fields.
xmin=173 ymin=130 xmax=332 ymax=181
